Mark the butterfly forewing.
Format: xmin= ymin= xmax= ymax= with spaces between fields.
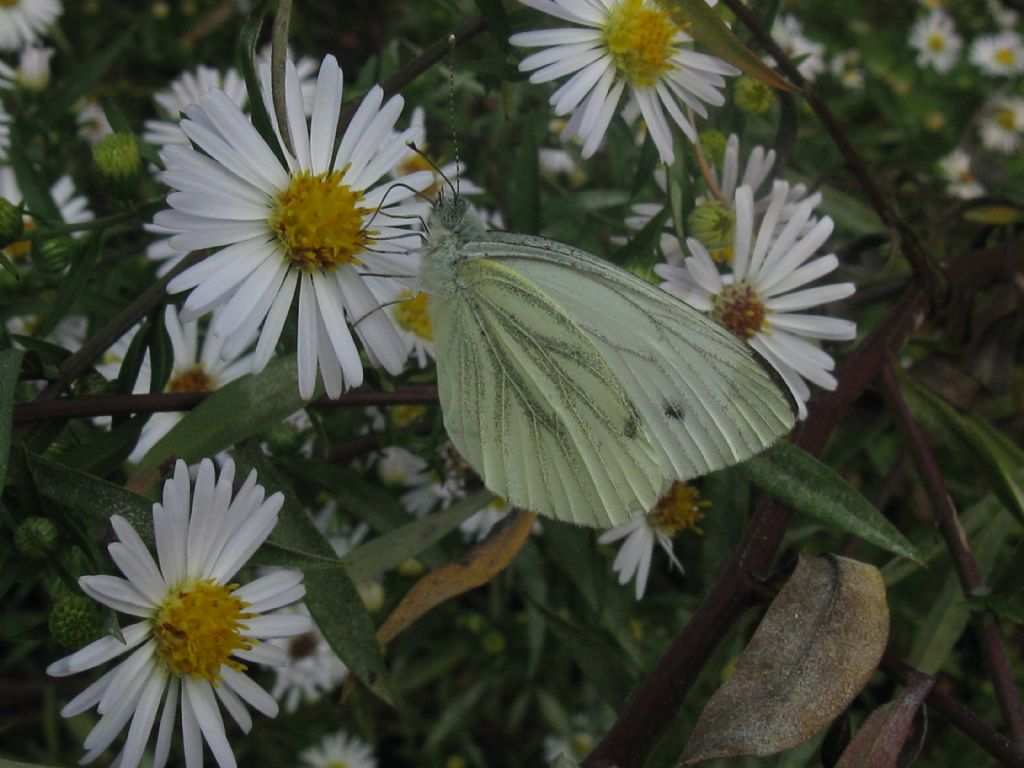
xmin=430 ymin=256 xmax=664 ymax=527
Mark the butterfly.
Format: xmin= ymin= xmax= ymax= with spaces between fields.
xmin=419 ymin=193 xmax=795 ymax=528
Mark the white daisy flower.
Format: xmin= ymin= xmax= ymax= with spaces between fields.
xmin=909 ymin=11 xmax=962 ymax=73
xmin=970 ymin=30 xmax=1024 ymax=75
xmin=656 ymin=182 xmax=857 ymax=418
xmin=157 ymin=54 xmax=432 ymax=400
xmin=510 ymin=0 xmax=740 ymax=163
xmin=938 ymin=148 xmax=984 ymax=199
xmin=267 ymin=604 xmax=348 ymax=714
xmin=0 ymin=166 xmax=92 ymax=265
xmin=539 ymin=146 xmax=584 ymax=184
xmin=979 ymin=95 xmax=1024 ymax=152
xmin=987 ymin=0 xmax=1020 ymax=28
xmin=300 ymin=731 xmax=377 ymax=768
xmin=771 ymin=15 xmax=826 ymax=82
xmin=375 ymin=445 xmax=433 ymax=488
xmin=143 ymin=66 xmax=249 ymax=148
xmin=128 ymin=306 xmax=255 ymax=464
xmin=47 ymin=458 xmax=310 ymax=768
xmin=597 ymin=481 xmax=705 ymax=599
xmin=0 ymin=0 xmax=62 ymax=50
xmin=257 ymin=44 xmax=319 ymax=116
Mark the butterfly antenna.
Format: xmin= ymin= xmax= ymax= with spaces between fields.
xmin=448 ymin=33 xmax=461 ymax=198
xmin=406 ymin=140 xmax=457 ymax=201
xmin=362 ymin=181 xmax=432 ymax=236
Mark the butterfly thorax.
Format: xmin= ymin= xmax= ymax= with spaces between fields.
xmin=421 ymin=194 xmax=486 ymax=295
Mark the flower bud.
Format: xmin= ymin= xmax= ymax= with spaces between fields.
xmin=357 ymin=580 xmax=385 ymax=613
xmin=0 ymin=196 xmax=25 ymax=249
xmin=49 ymin=596 xmax=104 ymax=649
xmin=698 ymin=129 xmax=727 ymax=167
xmin=35 ymin=236 xmax=75 ymax=273
xmin=93 ymin=132 xmax=142 ymax=200
xmin=734 ymin=75 xmax=775 ymax=115
xmin=687 ymin=199 xmax=735 ymax=253
xmin=262 ymin=422 xmax=303 ymax=455
xmin=14 ymin=516 xmax=59 ymax=559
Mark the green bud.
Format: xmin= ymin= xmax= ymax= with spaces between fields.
xmin=481 ymin=630 xmax=506 ymax=655
xmin=14 ymin=516 xmax=59 ymax=559
xmin=397 ymin=558 xmax=424 ymax=577
xmin=35 ymin=236 xmax=75 ymax=273
xmin=50 ymin=596 xmax=104 ymax=649
xmin=262 ymin=422 xmax=303 ymax=455
xmin=734 ymin=76 xmax=775 ymax=115
xmin=0 ymin=197 xmax=24 ymax=249
xmin=698 ymin=129 xmax=727 ymax=167
xmin=687 ymin=199 xmax=735 ymax=252
xmin=93 ymin=132 xmax=142 ymax=200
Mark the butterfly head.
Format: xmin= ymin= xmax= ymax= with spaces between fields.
xmin=430 ymin=192 xmax=484 ymax=244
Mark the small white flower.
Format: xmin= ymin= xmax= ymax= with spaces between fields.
xmin=829 ymin=50 xmax=865 ymax=89
xmin=47 ymin=458 xmax=310 ymax=768
xmin=598 ymin=481 xmax=704 ymax=599
xmin=970 ymin=31 xmax=1024 ymax=75
xmin=938 ymin=148 xmax=984 ymax=199
xmin=460 ymin=497 xmax=513 ymax=542
xmin=909 ymin=11 xmax=962 ymax=73
xmin=157 ymin=55 xmax=432 ymax=400
xmin=510 ymin=0 xmax=739 ymax=163
xmin=656 ymin=182 xmax=856 ymax=418
xmin=375 ymin=445 xmax=432 ymax=487
xmin=128 ymin=306 xmax=255 ymax=464
xmin=771 ymin=15 xmax=825 ymax=81
xmin=300 ymin=731 xmax=377 ymax=768
xmin=268 ymin=604 xmax=348 ymax=714
xmin=143 ymin=66 xmax=248 ymax=148
xmin=16 ymin=44 xmax=54 ymax=89
xmin=987 ymin=0 xmax=1020 ymax=28
xmin=0 ymin=0 xmax=62 ymax=50
xmin=979 ymin=95 xmax=1024 ymax=152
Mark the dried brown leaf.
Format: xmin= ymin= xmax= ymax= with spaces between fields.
xmin=836 ymin=672 xmax=932 ymax=768
xmin=680 ymin=554 xmax=890 ymax=765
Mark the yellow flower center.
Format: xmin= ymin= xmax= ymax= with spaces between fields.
xmin=393 ymin=404 xmax=427 ymax=428
xmin=393 ymin=290 xmax=433 ymax=341
xmin=603 ymin=0 xmax=677 ymax=87
xmin=152 ymin=580 xmax=253 ymax=682
xmin=996 ymin=108 xmax=1018 ymax=131
xmin=649 ymin=481 xmax=708 ymax=536
xmin=4 ymin=217 xmax=35 ymax=262
xmin=710 ymin=245 xmax=734 ymax=264
xmin=712 ymin=282 xmax=768 ymax=340
xmin=927 ymin=34 xmax=946 ymax=53
xmin=167 ymin=364 xmax=215 ymax=393
xmin=995 ymin=47 xmax=1017 ymax=67
xmin=270 ymin=170 xmax=373 ymax=272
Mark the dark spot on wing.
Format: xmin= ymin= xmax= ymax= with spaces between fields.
xmin=624 ymin=416 xmax=640 ymax=439
xmin=664 ymin=402 xmax=684 ymax=420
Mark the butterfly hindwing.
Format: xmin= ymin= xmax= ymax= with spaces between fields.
xmin=430 ymin=256 xmax=663 ymax=527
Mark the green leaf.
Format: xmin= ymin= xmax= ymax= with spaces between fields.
xmin=509 ymin=123 xmax=540 ymax=235
xmin=237 ymin=3 xmax=288 ymax=169
xmin=341 ymin=490 xmax=494 ymax=583
xmin=901 ymin=375 xmax=1024 ymax=527
xmin=0 ymin=758 xmax=64 ymax=768
xmin=739 ymin=443 xmax=921 ymax=563
xmin=661 ymin=0 xmax=796 ymax=91
xmin=8 ymin=126 xmax=60 ymax=222
xmin=0 ymin=349 xmax=24 ymax=494
xmin=472 ymin=0 xmax=509 ymax=47
xmin=234 ymin=446 xmax=395 ymax=706
xmin=982 ymin=593 xmax=1024 ymax=626
xmin=134 ymin=354 xmax=311 ymax=477
xmin=45 ymin=26 xmax=136 ymax=119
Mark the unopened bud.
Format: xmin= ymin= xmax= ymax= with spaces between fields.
xmin=49 ymin=596 xmax=104 ymax=649
xmin=35 ymin=236 xmax=75 ymax=273
xmin=734 ymin=75 xmax=775 ymax=115
xmin=357 ymin=580 xmax=385 ymax=613
xmin=698 ymin=129 xmax=727 ymax=167
xmin=14 ymin=516 xmax=58 ymax=559
xmin=687 ymin=199 xmax=735 ymax=252
xmin=93 ymin=132 xmax=142 ymax=200
xmin=262 ymin=422 xmax=302 ymax=455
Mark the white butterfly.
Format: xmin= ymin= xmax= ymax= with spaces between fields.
xmin=420 ymin=194 xmax=795 ymax=528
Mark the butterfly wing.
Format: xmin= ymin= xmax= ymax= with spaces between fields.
xmin=430 ymin=256 xmax=665 ymax=527
xmin=459 ymin=233 xmax=796 ymax=488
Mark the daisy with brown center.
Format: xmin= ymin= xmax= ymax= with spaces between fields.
xmin=0 ymin=0 xmax=62 ymax=50
xmin=47 ymin=458 xmax=310 ymax=768
xmin=938 ymin=148 xmax=984 ymax=199
xmin=509 ymin=0 xmax=739 ymax=163
xmin=156 ymin=55 xmax=432 ymax=400
xmin=598 ymin=481 xmax=708 ymax=599
xmin=656 ymin=182 xmax=856 ymax=419
xmin=127 ymin=306 xmax=255 ymax=464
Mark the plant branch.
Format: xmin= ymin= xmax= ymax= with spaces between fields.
xmin=880 ymin=364 xmax=1024 ymax=748
xmin=718 ymin=0 xmax=946 ymax=302
xmin=337 ymin=14 xmax=488 ymax=136
xmin=883 ymin=653 xmax=1024 ymax=767
xmin=271 ymin=0 xmax=295 ymax=156
xmin=13 ymin=384 xmax=439 ymax=423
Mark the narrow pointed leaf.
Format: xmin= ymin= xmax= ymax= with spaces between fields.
xmin=680 ymin=554 xmax=889 ymax=764
xmin=740 ymin=443 xmax=921 ymax=562
xmin=0 ymin=349 xmax=23 ymax=494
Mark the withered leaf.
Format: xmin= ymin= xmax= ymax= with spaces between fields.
xmin=376 ymin=509 xmax=536 ymax=645
xmin=679 ymin=554 xmax=890 ymax=765
xmin=835 ymin=672 xmax=932 ymax=768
